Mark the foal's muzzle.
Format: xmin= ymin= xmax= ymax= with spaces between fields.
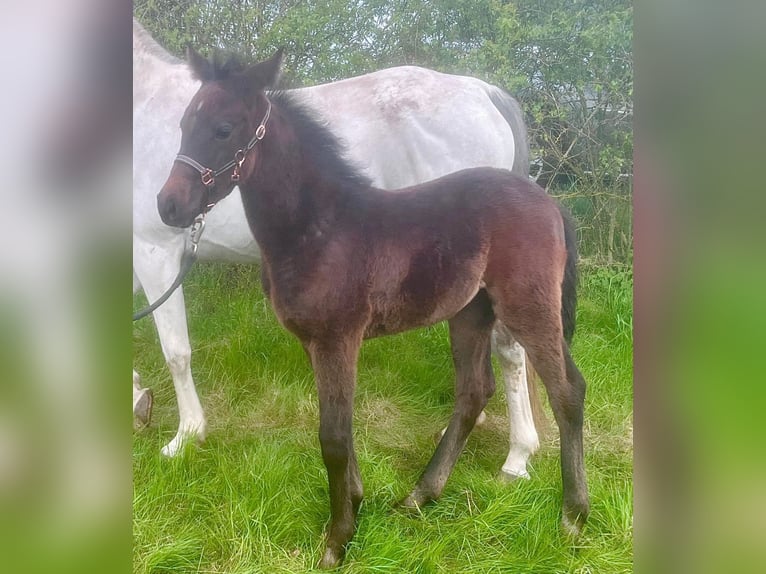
xmin=157 ymin=166 xmax=209 ymax=228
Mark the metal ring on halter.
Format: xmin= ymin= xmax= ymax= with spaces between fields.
xmin=173 ymin=97 xmax=272 ymax=190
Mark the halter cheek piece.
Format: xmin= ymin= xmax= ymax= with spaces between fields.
xmin=173 ymin=98 xmax=272 ymax=214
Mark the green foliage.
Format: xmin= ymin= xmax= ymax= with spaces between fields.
xmin=480 ymin=0 xmax=633 ymax=263
xmin=133 ymin=0 xmax=632 ymax=261
xmin=579 ymin=265 xmax=633 ymax=349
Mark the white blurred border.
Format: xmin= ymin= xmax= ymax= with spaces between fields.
xmin=0 ymin=1 xmax=130 ymax=572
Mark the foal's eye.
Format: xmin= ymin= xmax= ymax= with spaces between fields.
xmin=215 ymin=124 xmax=233 ymax=140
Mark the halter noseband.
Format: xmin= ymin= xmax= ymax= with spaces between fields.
xmin=173 ymin=98 xmax=272 ymax=213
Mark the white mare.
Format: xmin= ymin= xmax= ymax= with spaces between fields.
xmin=132 ymin=20 xmax=539 ymax=479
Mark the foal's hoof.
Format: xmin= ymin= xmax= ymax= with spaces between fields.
xmin=434 ymin=411 xmax=488 ymax=443
xmin=561 ymin=505 xmax=589 ymax=537
xmin=318 ymin=546 xmax=344 ymax=569
xmin=133 ymin=388 xmax=153 ymax=429
xmin=397 ymin=492 xmax=431 ymax=515
xmin=399 ymin=494 xmax=421 ymax=511
xmin=161 ymin=426 xmax=206 ymax=457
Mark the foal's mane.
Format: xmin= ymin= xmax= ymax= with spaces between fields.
xmin=197 ymin=51 xmax=252 ymax=82
xmin=269 ymin=91 xmax=374 ymax=190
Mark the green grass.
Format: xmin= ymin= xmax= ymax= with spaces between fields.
xmin=133 ymin=263 xmax=633 ymax=573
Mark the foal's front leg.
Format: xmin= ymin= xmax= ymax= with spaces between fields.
xmin=308 ymin=337 xmax=363 ymax=569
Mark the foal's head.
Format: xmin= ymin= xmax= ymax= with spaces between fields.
xmin=157 ymin=48 xmax=283 ymax=228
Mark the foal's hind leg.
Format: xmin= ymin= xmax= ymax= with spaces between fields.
xmin=492 ymin=296 xmax=589 ymax=533
xmin=402 ymin=291 xmax=495 ymax=508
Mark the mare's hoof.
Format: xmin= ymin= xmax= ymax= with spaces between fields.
xmin=161 ymin=426 xmax=206 ymax=457
xmin=498 ymin=467 xmax=530 ymax=483
xmin=133 ymin=388 xmax=153 ymax=429
xmin=318 ymin=546 xmax=344 ymax=569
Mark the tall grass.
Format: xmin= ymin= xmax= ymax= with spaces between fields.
xmin=133 ymin=264 xmax=632 ymax=573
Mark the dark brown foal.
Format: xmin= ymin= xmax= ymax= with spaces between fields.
xmin=157 ymin=49 xmax=589 ymax=568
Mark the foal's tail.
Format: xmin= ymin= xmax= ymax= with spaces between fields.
xmin=560 ymin=204 xmax=579 ymax=345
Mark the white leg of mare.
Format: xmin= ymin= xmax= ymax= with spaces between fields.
xmin=132 ymin=272 xmax=152 ymax=426
xmin=132 ymin=370 xmax=153 ymax=429
xmin=133 ymin=236 xmax=206 ymax=456
xmin=493 ymin=325 xmax=539 ymax=480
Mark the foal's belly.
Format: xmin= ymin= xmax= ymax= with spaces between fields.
xmin=364 ymin=266 xmax=485 ymax=338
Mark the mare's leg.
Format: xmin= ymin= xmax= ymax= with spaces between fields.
xmin=132 ymin=369 xmax=153 ymax=429
xmin=402 ymin=291 xmax=495 ymax=508
xmin=436 ymin=335 xmax=541 ymax=481
xmin=308 ymin=337 xmax=363 ymax=569
xmin=492 ymin=325 xmax=539 ymax=481
xmin=134 ymin=237 xmax=206 ymax=456
xmin=490 ymin=287 xmax=589 ymax=534
xmin=133 ymin=271 xmax=153 ymax=426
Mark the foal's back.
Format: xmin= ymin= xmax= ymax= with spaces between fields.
xmin=349 ymin=168 xmax=562 ymax=257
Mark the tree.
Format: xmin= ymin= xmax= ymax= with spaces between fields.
xmin=134 ymin=0 xmax=633 ymax=263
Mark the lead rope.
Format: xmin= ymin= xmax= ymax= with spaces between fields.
xmin=132 ymin=214 xmax=206 ymax=321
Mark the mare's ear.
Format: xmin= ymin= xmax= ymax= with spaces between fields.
xmin=186 ymin=46 xmax=213 ymax=82
xmin=242 ymin=48 xmax=284 ymax=93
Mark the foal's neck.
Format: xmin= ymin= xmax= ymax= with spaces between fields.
xmin=240 ymin=97 xmax=369 ymax=256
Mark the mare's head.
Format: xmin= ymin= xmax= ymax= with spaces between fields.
xmin=157 ymin=48 xmax=283 ymax=228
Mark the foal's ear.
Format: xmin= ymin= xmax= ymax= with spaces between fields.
xmin=186 ymin=46 xmax=213 ymax=82
xmin=243 ymin=48 xmax=284 ymax=92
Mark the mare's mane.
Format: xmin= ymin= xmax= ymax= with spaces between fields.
xmin=132 ymin=19 xmax=182 ymax=65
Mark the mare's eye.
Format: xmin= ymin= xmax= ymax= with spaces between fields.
xmin=215 ymin=124 xmax=233 ymax=140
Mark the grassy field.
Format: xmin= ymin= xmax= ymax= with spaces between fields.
xmin=133 ymin=263 xmax=633 ymax=573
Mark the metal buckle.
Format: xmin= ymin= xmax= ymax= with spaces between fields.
xmin=201 ymin=169 xmax=215 ymax=187
xmin=232 ymin=149 xmax=246 ymax=182
xmin=189 ymin=214 xmax=207 ymax=254
xmin=255 ymin=124 xmax=266 ymax=140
